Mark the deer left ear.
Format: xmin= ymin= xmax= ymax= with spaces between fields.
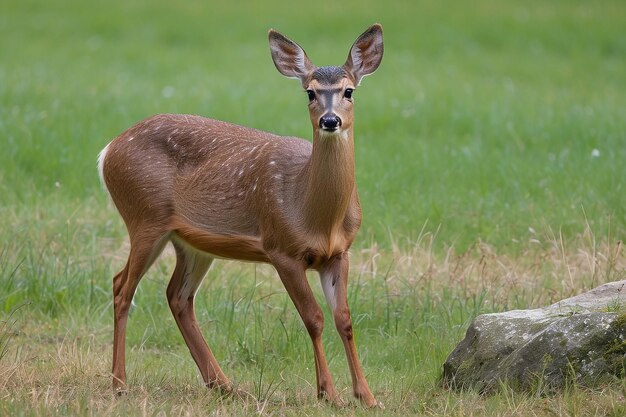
xmin=343 ymin=24 xmax=384 ymax=85
xmin=269 ymin=29 xmax=316 ymax=86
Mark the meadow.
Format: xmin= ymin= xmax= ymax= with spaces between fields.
xmin=1 ymin=0 xmax=625 ymax=415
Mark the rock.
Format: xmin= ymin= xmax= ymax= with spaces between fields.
xmin=443 ymin=280 xmax=626 ymax=393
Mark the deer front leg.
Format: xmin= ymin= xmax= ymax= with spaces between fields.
xmin=320 ymin=252 xmax=379 ymax=408
xmin=269 ymin=252 xmax=344 ymax=407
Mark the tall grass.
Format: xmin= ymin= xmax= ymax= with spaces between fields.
xmin=0 ymin=199 xmax=623 ymax=415
xmin=1 ymin=0 xmax=625 ymax=415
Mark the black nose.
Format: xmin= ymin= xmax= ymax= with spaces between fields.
xmin=319 ymin=114 xmax=342 ymax=131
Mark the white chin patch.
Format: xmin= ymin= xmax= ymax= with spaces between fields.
xmin=319 ymin=129 xmax=348 ymax=140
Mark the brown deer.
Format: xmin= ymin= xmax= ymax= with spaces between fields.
xmin=98 ymin=24 xmax=383 ymax=407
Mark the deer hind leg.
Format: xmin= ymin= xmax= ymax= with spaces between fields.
xmin=269 ymin=252 xmax=344 ymax=407
xmin=166 ymin=240 xmax=231 ymax=391
xmin=320 ymin=252 xmax=379 ymax=408
xmin=112 ymin=230 xmax=170 ymax=393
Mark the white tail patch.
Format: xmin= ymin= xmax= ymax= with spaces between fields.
xmin=98 ymin=142 xmax=111 ymax=197
xmin=97 ymin=142 xmax=111 ymax=192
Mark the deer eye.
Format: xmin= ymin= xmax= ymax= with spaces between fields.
xmin=306 ymin=90 xmax=315 ymax=101
xmin=344 ymin=88 xmax=354 ymax=99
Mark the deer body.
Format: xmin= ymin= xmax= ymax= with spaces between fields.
xmin=101 ymin=114 xmax=359 ymax=262
xmin=100 ymin=25 xmax=383 ymax=407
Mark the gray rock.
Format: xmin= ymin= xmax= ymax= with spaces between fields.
xmin=443 ymin=280 xmax=626 ymax=392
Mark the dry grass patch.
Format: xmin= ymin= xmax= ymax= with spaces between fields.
xmin=1 ymin=222 xmax=624 ymax=415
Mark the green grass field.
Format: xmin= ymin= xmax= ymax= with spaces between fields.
xmin=1 ymin=0 xmax=625 ymax=415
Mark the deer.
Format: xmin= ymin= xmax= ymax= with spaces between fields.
xmin=98 ymin=24 xmax=384 ymax=408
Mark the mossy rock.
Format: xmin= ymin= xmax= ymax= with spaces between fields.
xmin=443 ymin=280 xmax=626 ymax=393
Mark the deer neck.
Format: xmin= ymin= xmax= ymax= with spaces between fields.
xmin=298 ymin=129 xmax=356 ymax=238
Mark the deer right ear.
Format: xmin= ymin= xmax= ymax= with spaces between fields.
xmin=343 ymin=24 xmax=384 ymax=86
xmin=269 ymin=29 xmax=315 ymax=85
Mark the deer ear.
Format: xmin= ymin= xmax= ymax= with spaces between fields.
xmin=269 ymin=29 xmax=316 ymax=85
xmin=343 ymin=24 xmax=384 ymax=85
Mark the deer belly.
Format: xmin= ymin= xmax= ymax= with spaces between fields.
xmin=171 ymin=219 xmax=269 ymax=263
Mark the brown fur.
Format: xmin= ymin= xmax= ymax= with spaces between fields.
xmin=101 ymin=24 xmax=384 ymax=407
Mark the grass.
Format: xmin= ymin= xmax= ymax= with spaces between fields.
xmin=1 ymin=208 xmax=624 ymax=416
xmin=1 ymin=0 xmax=626 ymax=415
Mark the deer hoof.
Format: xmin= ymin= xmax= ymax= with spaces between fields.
xmin=319 ymin=390 xmax=347 ymax=408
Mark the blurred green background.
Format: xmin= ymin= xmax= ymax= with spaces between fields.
xmin=1 ymin=0 xmax=625 ymax=250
